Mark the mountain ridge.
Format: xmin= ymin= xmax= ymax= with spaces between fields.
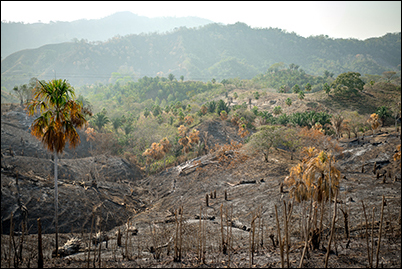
xmin=1 ymin=11 xmax=214 ymax=58
xmin=1 ymin=22 xmax=400 ymax=90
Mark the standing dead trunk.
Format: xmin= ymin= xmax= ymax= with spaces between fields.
xmin=54 ymin=151 xmax=59 ymax=258
xmin=37 ymin=218 xmax=43 ymax=268
xmin=275 ymin=205 xmax=284 ymax=268
xmin=375 ymin=196 xmax=385 ymax=268
xmin=324 ymin=190 xmax=338 ymax=268
xmin=361 ymin=201 xmax=372 ymax=268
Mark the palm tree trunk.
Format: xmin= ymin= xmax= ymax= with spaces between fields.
xmin=54 ymin=151 xmax=59 ymax=257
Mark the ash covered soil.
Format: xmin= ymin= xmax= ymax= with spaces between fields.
xmin=1 ymin=103 xmax=401 ymax=268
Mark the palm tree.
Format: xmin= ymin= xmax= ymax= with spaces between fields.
xmin=91 ymin=112 xmax=109 ymax=132
xmin=111 ymin=116 xmax=123 ymax=133
xmin=298 ymin=91 xmax=305 ymax=100
xmin=367 ymin=113 xmax=380 ymax=134
xmin=292 ymin=84 xmax=300 ymax=94
xmin=26 ymin=79 xmax=90 ymax=257
xmin=375 ymin=106 xmax=390 ymax=127
xmin=273 ymin=106 xmax=282 ymax=116
xmin=304 ymin=83 xmax=312 ymax=92
xmin=160 ymin=137 xmax=172 ymax=169
xmin=330 ymin=113 xmax=344 ymax=139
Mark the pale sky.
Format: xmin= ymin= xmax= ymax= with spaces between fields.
xmin=1 ymin=1 xmax=401 ymax=40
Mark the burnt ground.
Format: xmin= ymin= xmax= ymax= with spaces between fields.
xmin=1 ymin=103 xmax=401 ymax=268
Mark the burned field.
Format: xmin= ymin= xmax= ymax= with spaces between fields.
xmin=1 ymin=103 xmax=401 ymax=268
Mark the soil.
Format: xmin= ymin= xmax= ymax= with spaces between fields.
xmin=1 ymin=102 xmax=401 ymax=268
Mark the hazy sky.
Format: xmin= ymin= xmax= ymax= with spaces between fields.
xmin=1 ymin=1 xmax=401 ymax=40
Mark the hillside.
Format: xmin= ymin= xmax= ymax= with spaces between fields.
xmin=1 ymin=22 xmax=400 ymax=90
xmin=1 ymin=11 xmax=213 ymax=59
xmin=1 ymin=99 xmax=401 ymax=267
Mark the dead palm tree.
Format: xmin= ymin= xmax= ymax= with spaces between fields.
xmin=160 ymin=137 xmax=172 ymax=169
xmin=330 ymin=113 xmax=344 ymax=139
xmin=26 ymin=79 xmax=90 ymax=256
xmin=285 ymin=147 xmax=341 ymax=204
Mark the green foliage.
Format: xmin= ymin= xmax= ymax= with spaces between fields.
xmin=277 ymin=113 xmax=289 ymax=125
xmin=304 ymin=83 xmax=312 ymax=92
xmin=216 ymin=99 xmax=230 ymax=115
xmin=91 ymin=112 xmax=110 ymax=131
xmin=205 ymin=100 xmax=217 ymax=113
xmin=168 ymin=73 xmax=175 ymax=81
xmin=375 ymin=105 xmax=391 ymax=126
xmin=285 ymin=98 xmax=292 ymax=106
xmin=111 ymin=116 xmax=123 ymax=133
xmin=249 ymin=125 xmax=283 ymax=162
xmin=277 ymin=128 xmax=302 ymax=160
xmin=331 ymin=72 xmax=365 ymax=96
xmin=298 ymin=91 xmax=305 ymax=100
xmin=143 ymin=107 xmax=150 ymax=118
xmin=253 ymin=91 xmax=260 ymax=100
xmin=252 ymin=106 xmax=259 ymax=116
xmin=2 ymin=23 xmax=399 ymax=91
xmin=152 ymin=105 xmax=162 ymax=117
xmin=323 ymin=82 xmax=331 ymax=95
xmin=273 ymin=106 xmax=282 ymax=115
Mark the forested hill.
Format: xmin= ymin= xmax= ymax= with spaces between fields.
xmin=1 ymin=22 xmax=400 ymax=90
xmin=1 ymin=11 xmax=213 ymax=58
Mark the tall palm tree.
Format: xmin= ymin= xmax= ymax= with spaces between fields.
xmin=26 ymin=79 xmax=90 ymax=257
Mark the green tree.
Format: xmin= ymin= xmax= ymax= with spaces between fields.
xmin=233 ymin=92 xmax=238 ymax=99
xmin=298 ymin=91 xmax=305 ymax=100
xmin=216 ymin=99 xmax=229 ymax=115
xmin=152 ymin=105 xmax=162 ymax=117
xmin=323 ymin=83 xmax=331 ymax=95
xmin=305 ymin=83 xmax=312 ymax=92
xmin=279 ymin=85 xmax=289 ymax=93
xmin=285 ymin=98 xmax=292 ymax=107
xmin=292 ymin=84 xmax=300 ymax=94
xmin=91 ymin=112 xmax=110 ymax=132
xmin=168 ymin=73 xmax=175 ymax=81
xmin=143 ymin=107 xmax=150 ymax=118
xmin=122 ymin=121 xmax=134 ymax=136
xmin=178 ymin=108 xmax=185 ymax=121
xmin=280 ymin=128 xmax=301 ymax=160
xmin=253 ymin=91 xmax=260 ymax=100
xmin=111 ymin=117 xmax=123 ymax=133
xmin=252 ymin=106 xmax=259 ymax=116
xmin=249 ymin=125 xmax=282 ymax=162
xmin=273 ymin=106 xmax=282 ymax=116
xmin=331 ymin=72 xmax=365 ymax=96
xmin=375 ymin=106 xmax=391 ymax=127
xmin=26 ymin=79 xmax=90 ymax=256
xmin=180 ymin=75 xmax=184 ymax=82
xmin=77 ymin=94 xmax=92 ymax=112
